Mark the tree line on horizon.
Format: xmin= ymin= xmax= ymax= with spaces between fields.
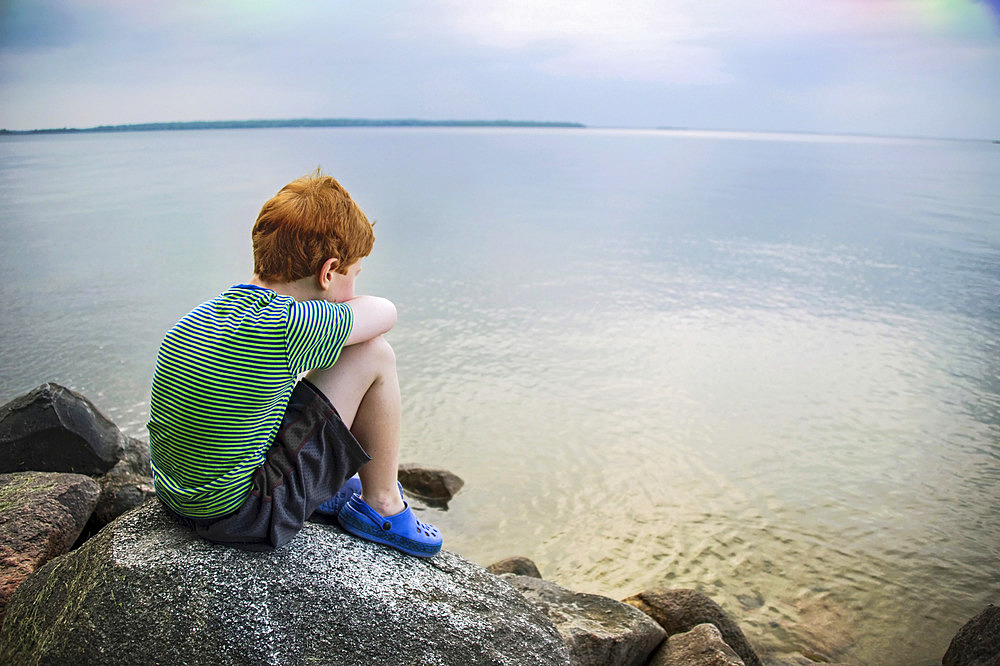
xmin=0 ymin=118 xmax=586 ymax=135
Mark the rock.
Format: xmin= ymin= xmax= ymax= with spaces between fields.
xmin=88 ymin=433 xmax=154 ymax=535
xmin=761 ymin=655 xmax=852 ymax=666
xmin=116 ymin=433 xmax=152 ymax=477
xmin=943 ymin=605 xmax=1000 ymax=666
xmin=504 ymin=573 xmax=666 ymax=666
xmin=488 ymin=556 xmax=543 ymax=578
xmin=0 ymin=383 xmax=126 ymax=475
xmin=650 ymin=623 xmax=745 ymax=666
xmin=398 ymin=462 xmax=464 ymax=507
xmin=787 ymin=596 xmax=856 ymax=662
xmin=0 ymin=471 xmax=100 ymax=624
xmin=77 ymin=470 xmax=156 ymax=544
xmin=86 ymin=434 xmax=153 ymax=532
xmin=623 ymin=588 xmax=763 ymax=666
xmin=0 ymin=500 xmax=571 ymax=666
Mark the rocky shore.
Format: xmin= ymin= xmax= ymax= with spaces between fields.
xmin=1 ymin=383 xmax=996 ymax=665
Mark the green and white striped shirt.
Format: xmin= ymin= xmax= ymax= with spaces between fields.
xmin=148 ymin=284 xmax=353 ymax=518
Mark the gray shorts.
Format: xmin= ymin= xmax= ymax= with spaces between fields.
xmin=163 ymin=379 xmax=370 ymax=551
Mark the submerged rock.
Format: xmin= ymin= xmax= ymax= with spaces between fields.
xmin=623 ymin=588 xmax=763 ymax=666
xmin=943 ymin=604 xmax=1000 ymax=666
xmin=505 ymin=573 xmax=666 ymax=666
xmin=0 ymin=471 xmax=100 ymax=624
xmin=0 ymin=383 xmax=126 ymax=475
xmin=0 ymin=500 xmax=571 ymax=666
xmin=487 ymin=555 xmax=543 ymax=578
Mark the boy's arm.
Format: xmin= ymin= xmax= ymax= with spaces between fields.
xmin=343 ymin=295 xmax=397 ymax=346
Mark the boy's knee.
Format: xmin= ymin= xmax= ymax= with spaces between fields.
xmin=355 ymin=335 xmax=395 ymax=367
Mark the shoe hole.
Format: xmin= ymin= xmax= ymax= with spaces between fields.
xmin=382 ymin=521 xmax=391 ymax=531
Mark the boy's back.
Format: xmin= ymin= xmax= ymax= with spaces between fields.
xmin=148 ymin=284 xmax=352 ymax=518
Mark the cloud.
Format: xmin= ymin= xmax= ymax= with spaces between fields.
xmin=423 ymin=0 xmax=731 ymax=84
xmin=0 ymin=0 xmax=998 ymax=137
xmin=415 ymin=0 xmax=1000 ymax=90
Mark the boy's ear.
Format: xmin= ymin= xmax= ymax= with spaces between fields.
xmin=317 ymin=257 xmax=339 ymax=288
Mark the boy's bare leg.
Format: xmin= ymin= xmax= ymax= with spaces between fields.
xmin=304 ymin=336 xmax=406 ymax=517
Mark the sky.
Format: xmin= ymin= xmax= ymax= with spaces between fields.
xmin=1 ymin=0 xmax=999 ymax=139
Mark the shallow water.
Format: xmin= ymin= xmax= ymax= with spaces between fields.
xmin=2 ymin=127 xmax=998 ymax=664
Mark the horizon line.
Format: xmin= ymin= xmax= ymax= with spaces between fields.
xmin=0 ymin=117 xmax=587 ymax=135
xmin=0 ymin=117 xmax=994 ymax=144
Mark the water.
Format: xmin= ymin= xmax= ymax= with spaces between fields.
xmin=1 ymin=127 xmax=998 ymax=664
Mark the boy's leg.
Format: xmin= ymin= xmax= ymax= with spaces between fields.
xmin=304 ymin=336 xmax=406 ymax=517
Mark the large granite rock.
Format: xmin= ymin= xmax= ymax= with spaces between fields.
xmin=943 ymin=605 xmax=1000 ymax=666
xmin=0 ymin=471 xmax=100 ymax=624
xmin=0 ymin=383 xmax=127 ymax=475
xmin=623 ymin=588 xmax=762 ymax=666
xmin=505 ymin=574 xmax=666 ymax=666
xmin=0 ymin=500 xmax=571 ymax=666
xmin=650 ymin=623 xmax=745 ymax=666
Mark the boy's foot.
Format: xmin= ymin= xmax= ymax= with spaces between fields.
xmin=313 ymin=475 xmax=363 ymax=516
xmin=337 ymin=494 xmax=442 ymax=558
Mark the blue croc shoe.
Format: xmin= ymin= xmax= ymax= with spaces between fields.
xmin=313 ymin=475 xmax=363 ymax=516
xmin=315 ymin=477 xmax=405 ymax=517
xmin=338 ymin=495 xmax=442 ymax=558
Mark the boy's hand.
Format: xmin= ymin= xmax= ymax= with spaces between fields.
xmin=344 ymin=296 xmax=397 ymax=345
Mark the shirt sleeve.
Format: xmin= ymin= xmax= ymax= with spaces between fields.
xmin=285 ymin=300 xmax=354 ymax=375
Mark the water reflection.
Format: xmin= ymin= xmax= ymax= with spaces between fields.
xmin=2 ymin=129 xmax=998 ymax=664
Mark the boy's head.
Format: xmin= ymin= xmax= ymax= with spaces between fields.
xmin=252 ymin=170 xmax=374 ymax=283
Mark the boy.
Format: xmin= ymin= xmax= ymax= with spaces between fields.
xmin=147 ymin=171 xmax=442 ymax=557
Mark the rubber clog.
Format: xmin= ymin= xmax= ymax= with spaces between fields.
xmin=313 ymin=475 xmax=363 ymax=516
xmin=315 ymin=477 xmax=405 ymax=517
xmin=337 ymin=494 xmax=442 ymax=557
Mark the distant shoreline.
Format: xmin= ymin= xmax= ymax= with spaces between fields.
xmin=2 ymin=119 xmax=992 ymax=143
xmin=0 ymin=118 xmax=586 ymax=135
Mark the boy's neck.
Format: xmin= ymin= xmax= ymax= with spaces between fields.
xmin=249 ymin=274 xmax=322 ymax=302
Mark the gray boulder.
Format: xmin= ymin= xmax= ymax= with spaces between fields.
xmin=78 ymin=469 xmax=156 ymax=540
xmin=487 ymin=556 xmax=543 ymax=578
xmin=943 ymin=605 xmax=1000 ymax=666
xmin=0 ymin=500 xmax=571 ymax=666
xmin=650 ymin=623 xmax=745 ymax=666
xmin=623 ymin=588 xmax=762 ymax=666
xmin=504 ymin=573 xmax=666 ymax=666
xmin=0 ymin=383 xmax=126 ymax=475
xmin=0 ymin=471 xmax=100 ymax=624
xmin=115 ymin=431 xmax=152 ymax=477
xmin=82 ymin=432 xmax=154 ymax=537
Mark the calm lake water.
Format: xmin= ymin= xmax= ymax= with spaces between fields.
xmin=1 ymin=127 xmax=997 ymax=664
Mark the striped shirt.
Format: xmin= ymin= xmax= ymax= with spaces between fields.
xmin=147 ymin=284 xmax=353 ymax=518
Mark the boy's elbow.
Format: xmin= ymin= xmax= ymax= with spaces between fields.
xmin=382 ymin=299 xmax=398 ymax=333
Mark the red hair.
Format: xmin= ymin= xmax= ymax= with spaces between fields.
xmin=252 ymin=170 xmax=374 ymax=282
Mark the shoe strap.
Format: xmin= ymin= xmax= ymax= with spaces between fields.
xmin=349 ymin=496 xmax=410 ymax=531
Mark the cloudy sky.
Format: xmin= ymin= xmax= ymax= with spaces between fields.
xmin=1 ymin=0 xmax=999 ymax=139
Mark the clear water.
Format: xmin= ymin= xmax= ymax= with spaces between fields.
xmin=1 ymin=128 xmax=997 ymax=664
